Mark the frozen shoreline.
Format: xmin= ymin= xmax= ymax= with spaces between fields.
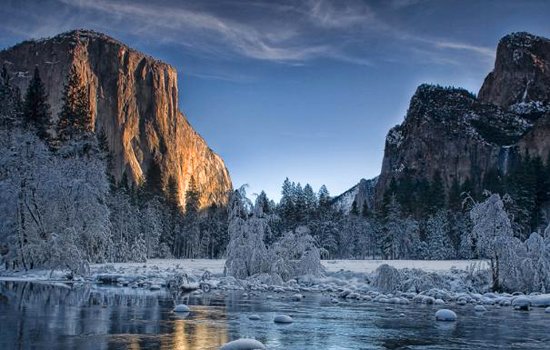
xmin=2 ymin=258 xmax=550 ymax=311
xmin=0 ymin=258 xmax=488 ymax=281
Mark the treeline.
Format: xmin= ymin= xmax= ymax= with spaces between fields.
xmin=0 ymin=65 xmax=230 ymax=274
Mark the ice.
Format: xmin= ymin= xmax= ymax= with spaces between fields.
xmin=435 ymin=309 xmax=457 ymax=321
xmin=220 ymin=339 xmax=266 ymax=350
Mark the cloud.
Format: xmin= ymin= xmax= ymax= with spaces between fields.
xmin=304 ymin=0 xmax=376 ymax=29
xmin=433 ymin=41 xmax=495 ymax=59
xmin=56 ymin=0 xmax=337 ymax=62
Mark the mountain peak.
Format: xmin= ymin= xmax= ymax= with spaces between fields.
xmin=479 ymin=32 xmax=550 ymax=107
xmin=499 ymin=32 xmax=548 ymax=49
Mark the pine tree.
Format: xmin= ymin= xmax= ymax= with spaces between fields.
xmin=425 ymin=210 xmax=454 ymax=259
xmin=184 ymin=176 xmax=200 ymax=215
xmin=23 ymin=67 xmax=50 ymax=139
xmin=0 ymin=65 xmax=22 ymax=126
xmin=447 ymin=178 xmax=462 ymax=211
xmin=303 ymin=184 xmax=317 ymax=218
xmin=57 ymin=65 xmax=92 ymax=141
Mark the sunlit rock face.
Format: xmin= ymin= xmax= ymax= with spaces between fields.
xmin=0 ymin=29 xmax=232 ymax=209
xmin=374 ymin=32 xmax=550 ymax=206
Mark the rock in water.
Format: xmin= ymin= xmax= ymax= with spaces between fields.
xmin=512 ymin=296 xmax=531 ymax=311
xmin=248 ymin=314 xmax=261 ymax=320
xmin=173 ymin=304 xmax=190 ymax=313
xmin=435 ymin=309 xmax=457 ymax=322
xmin=545 ymin=307 xmax=550 ymax=313
xmin=474 ymin=305 xmax=487 ymax=312
xmin=220 ymin=339 xmax=266 ymax=350
xmin=274 ymin=315 xmax=294 ymax=324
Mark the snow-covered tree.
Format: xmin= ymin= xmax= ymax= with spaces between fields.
xmin=425 ymin=210 xmax=455 ymax=259
xmin=271 ymin=226 xmax=324 ymax=281
xmin=470 ymin=193 xmax=515 ymax=291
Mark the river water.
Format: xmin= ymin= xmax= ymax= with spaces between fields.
xmin=0 ymin=281 xmax=548 ymax=349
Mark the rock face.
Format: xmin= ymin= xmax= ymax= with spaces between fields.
xmin=332 ymin=177 xmax=377 ymax=214
xmin=479 ymin=32 xmax=550 ymax=108
xmin=0 ymin=30 xmax=232 ymax=209
xmin=373 ymin=32 xmax=550 ymax=207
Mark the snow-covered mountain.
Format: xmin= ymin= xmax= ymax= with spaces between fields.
xmin=373 ymin=32 xmax=550 ymax=210
xmin=332 ymin=177 xmax=377 ymax=214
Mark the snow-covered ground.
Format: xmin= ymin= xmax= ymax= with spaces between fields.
xmin=322 ymin=259 xmax=487 ymax=273
xmin=0 ymin=259 xmax=487 ymax=282
xmin=88 ymin=258 xmax=486 ymax=275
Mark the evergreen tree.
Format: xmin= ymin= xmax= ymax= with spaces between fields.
xmin=184 ymin=176 xmax=200 ymax=215
xmin=23 ymin=67 xmax=50 ymax=139
xmin=303 ymin=184 xmax=317 ymax=218
xmin=279 ymin=177 xmax=296 ymax=227
xmin=57 ymin=65 xmax=92 ymax=141
xmin=425 ymin=210 xmax=455 ymax=259
xmin=0 ymin=65 xmax=22 ymax=126
xmin=318 ymin=185 xmax=330 ymax=209
xmin=429 ymin=171 xmax=446 ymax=213
xmin=448 ymin=178 xmax=462 ymax=211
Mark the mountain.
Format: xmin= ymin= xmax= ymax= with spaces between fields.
xmin=332 ymin=177 xmax=377 ymax=214
xmin=0 ymin=29 xmax=232 ymax=209
xmin=364 ymin=32 xmax=550 ymax=223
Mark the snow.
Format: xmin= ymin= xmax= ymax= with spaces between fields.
xmin=173 ymin=304 xmax=190 ymax=312
xmin=512 ymin=296 xmax=531 ymax=310
xmin=435 ymin=309 xmax=457 ymax=321
xmin=474 ymin=305 xmax=487 ymax=312
xmin=220 ymin=339 xmax=266 ymax=350
xmin=530 ymin=294 xmax=550 ymax=307
xmin=274 ymin=315 xmax=294 ymax=323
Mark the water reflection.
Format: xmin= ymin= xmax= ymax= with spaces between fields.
xmin=1 ymin=281 xmax=550 ymax=349
xmin=0 ymin=281 xmax=229 ymax=350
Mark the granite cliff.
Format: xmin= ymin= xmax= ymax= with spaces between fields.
xmin=361 ymin=32 xmax=550 ymax=210
xmin=0 ymin=30 xmax=232 ymax=209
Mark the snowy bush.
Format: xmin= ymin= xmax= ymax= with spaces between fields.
xmin=225 ymin=190 xmax=324 ymax=283
xmin=271 ymin=226 xmax=324 ymax=281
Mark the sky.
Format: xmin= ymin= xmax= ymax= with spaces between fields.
xmin=1 ymin=0 xmax=550 ymax=201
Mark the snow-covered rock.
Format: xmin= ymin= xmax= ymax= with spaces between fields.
xmin=274 ymin=315 xmax=294 ymax=324
xmin=530 ymin=294 xmax=550 ymax=307
xmin=173 ymin=304 xmax=190 ymax=313
xmin=512 ymin=296 xmax=531 ymax=310
xmin=435 ymin=309 xmax=457 ymax=321
xmin=220 ymin=339 xmax=266 ymax=350
xmin=474 ymin=305 xmax=487 ymax=312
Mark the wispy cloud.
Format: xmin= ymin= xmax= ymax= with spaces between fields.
xmin=17 ymin=0 xmax=495 ymax=70
xmin=57 ymin=0 xmax=336 ymax=62
xmin=433 ymin=41 xmax=495 ymax=59
xmin=305 ymin=0 xmax=375 ymax=29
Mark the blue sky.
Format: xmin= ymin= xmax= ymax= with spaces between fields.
xmin=1 ymin=0 xmax=550 ymax=200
